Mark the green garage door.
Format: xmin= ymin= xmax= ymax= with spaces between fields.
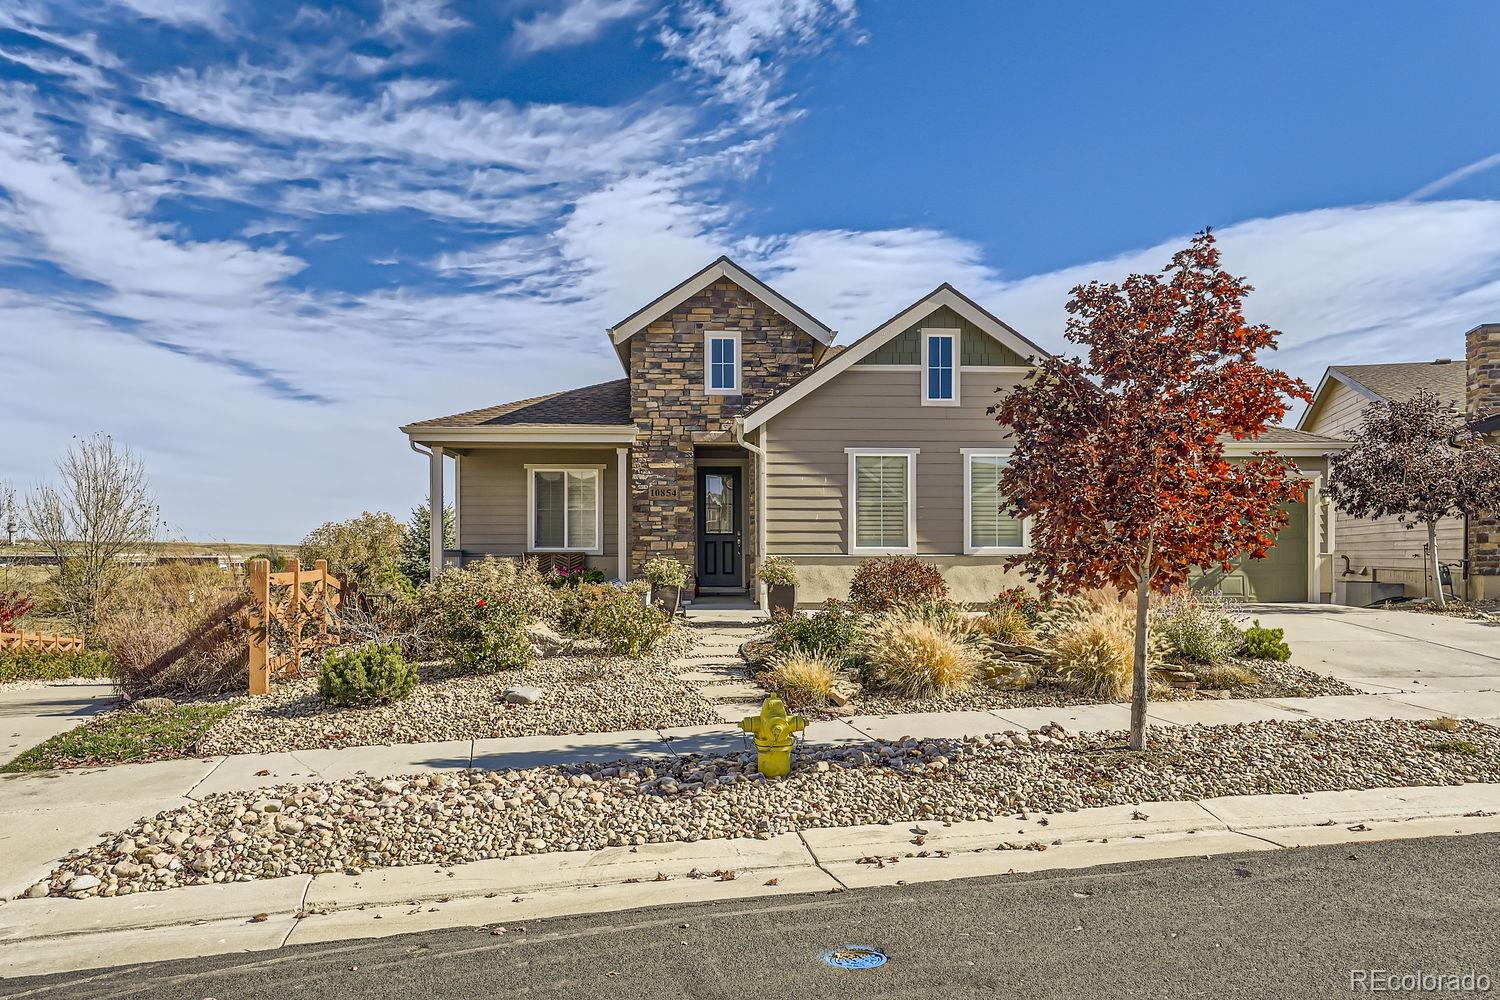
xmin=1191 ymin=500 xmax=1308 ymax=602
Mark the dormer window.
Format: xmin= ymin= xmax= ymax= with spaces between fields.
xmin=922 ymin=329 xmax=959 ymax=405
xmin=705 ymin=330 xmax=740 ymax=395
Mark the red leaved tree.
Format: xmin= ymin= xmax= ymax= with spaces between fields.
xmin=991 ymin=231 xmax=1312 ymax=750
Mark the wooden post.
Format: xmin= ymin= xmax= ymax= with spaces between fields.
xmin=289 ymin=560 xmax=303 ymax=678
xmin=429 ymin=445 xmax=445 ymax=581
xmin=248 ymin=558 xmax=270 ymax=695
xmin=313 ymin=559 xmax=330 ymax=650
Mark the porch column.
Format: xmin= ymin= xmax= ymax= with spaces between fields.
xmin=616 ymin=447 xmax=629 ymax=581
xmin=429 ymin=445 xmax=445 ymax=581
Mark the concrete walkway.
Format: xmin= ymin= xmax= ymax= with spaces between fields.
xmin=4 ymin=781 xmax=1498 ymax=979
xmin=0 ymin=683 xmax=114 ymax=768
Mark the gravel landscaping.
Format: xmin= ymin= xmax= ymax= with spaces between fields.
xmin=200 ymin=628 xmax=711 ymax=754
xmin=33 ymin=716 xmax=1500 ymax=899
xmin=741 ymin=636 xmax=1357 ymax=718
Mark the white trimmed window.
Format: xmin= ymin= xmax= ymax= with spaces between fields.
xmin=962 ymin=449 xmax=1029 ymax=554
xmin=527 ymin=466 xmax=602 ymax=553
xmin=705 ymin=330 xmax=740 ymax=395
xmin=921 ymin=329 xmax=959 ymax=405
xmin=846 ymin=448 xmax=918 ymax=554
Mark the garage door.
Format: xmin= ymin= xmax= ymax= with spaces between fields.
xmin=1191 ymin=500 xmax=1308 ymax=602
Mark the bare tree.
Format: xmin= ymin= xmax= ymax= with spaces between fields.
xmin=1327 ymin=390 xmax=1500 ymax=609
xmin=0 ymin=480 xmax=16 ymax=546
xmin=24 ymin=434 xmax=160 ymax=635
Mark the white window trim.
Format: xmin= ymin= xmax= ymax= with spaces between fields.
xmin=960 ymin=448 xmax=1031 ymax=555
xmin=704 ymin=330 xmax=741 ymax=396
xmin=845 ymin=448 xmax=919 ymax=556
xmin=921 ymin=328 xmax=961 ymax=406
xmin=525 ymin=464 xmax=605 ymax=555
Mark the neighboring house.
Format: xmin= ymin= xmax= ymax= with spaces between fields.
xmin=1469 ymin=323 xmax=1500 ymax=600
xmin=1298 ymin=359 xmax=1468 ymax=602
xmin=402 ymin=257 xmax=1347 ymax=607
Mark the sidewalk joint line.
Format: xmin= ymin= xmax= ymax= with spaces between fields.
xmin=1335 ymin=619 xmax=1500 ymax=663
xmin=182 ymin=756 xmax=228 ymax=800
xmin=281 ymin=875 xmax=314 ymax=949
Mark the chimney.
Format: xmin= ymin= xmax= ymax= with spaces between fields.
xmin=1467 ymin=323 xmax=1500 ymax=599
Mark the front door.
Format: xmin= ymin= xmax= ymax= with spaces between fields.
xmin=696 ymin=467 xmax=743 ymax=590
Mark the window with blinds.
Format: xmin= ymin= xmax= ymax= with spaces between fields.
xmin=967 ymin=453 xmax=1025 ymax=551
xmin=852 ymin=453 xmax=911 ymax=551
xmin=532 ymin=469 xmax=599 ymax=551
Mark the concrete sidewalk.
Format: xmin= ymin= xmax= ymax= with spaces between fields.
xmin=4 ymin=781 xmax=1497 ymax=979
xmin=3 ymin=687 xmax=1498 ymax=902
xmin=0 ymin=683 xmax=114 ymax=768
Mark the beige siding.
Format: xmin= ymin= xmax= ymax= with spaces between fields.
xmin=457 ymin=447 xmax=622 ymax=570
xmin=765 ymin=367 xmax=1025 ymax=556
xmin=1304 ymin=380 xmax=1464 ymax=597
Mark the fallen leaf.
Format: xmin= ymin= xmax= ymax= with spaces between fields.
xmin=249 ymin=913 xmax=269 ymax=923
xmin=763 ymin=878 xmax=780 ymax=886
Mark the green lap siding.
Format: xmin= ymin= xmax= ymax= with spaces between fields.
xmin=1192 ymin=501 xmax=1309 ymax=602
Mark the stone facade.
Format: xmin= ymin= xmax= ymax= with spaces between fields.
xmin=627 ymin=278 xmax=820 ymax=589
xmin=1468 ymin=323 xmax=1500 ymax=596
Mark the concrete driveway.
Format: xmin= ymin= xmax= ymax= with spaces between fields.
xmin=1249 ymin=604 xmax=1500 ymax=708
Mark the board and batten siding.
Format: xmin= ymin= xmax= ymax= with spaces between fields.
xmin=1303 ymin=379 xmax=1463 ymax=597
xmin=456 ymin=447 xmax=621 ymax=568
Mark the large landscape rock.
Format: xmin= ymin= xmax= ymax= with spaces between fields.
xmin=525 ymin=621 xmax=571 ymax=656
xmin=503 ymin=686 xmax=544 ymax=705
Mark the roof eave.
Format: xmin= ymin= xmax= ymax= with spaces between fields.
xmin=403 ymin=424 xmax=637 ymax=445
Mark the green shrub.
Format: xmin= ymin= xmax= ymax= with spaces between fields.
xmin=848 ymin=556 xmax=949 ymax=614
xmin=555 ymin=581 xmax=669 ymax=656
xmin=0 ymin=647 xmax=115 ymax=684
xmin=1152 ymin=590 xmax=1244 ymax=663
xmin=318 ymin=644 xmax=417 ymax=707
xmin=1239 ymin=620 xmax=1291 ymax=662
xmin=300 ymin=511 xmax=413 ymax=601
xmin=773 ymin=600 xmax=863 ymax=658
xmin=759 ymin=555 xmax=797 ymax=588
xmin=856 ymin=611 xmax=979 ymax=696
xmin=643 ymin=557 xmax=688 ymax=589
xmin=416 ymin=558 xmax=554 ymax=671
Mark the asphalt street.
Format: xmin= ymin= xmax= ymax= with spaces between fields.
xmin=5 ymin=833 xmax=1497 ymax=1000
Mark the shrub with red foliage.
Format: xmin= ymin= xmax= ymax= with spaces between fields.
xmin=848 ymin=556 xmax=949 ymax=614
xmin=0 ymin=591 xmax=36 ymax=632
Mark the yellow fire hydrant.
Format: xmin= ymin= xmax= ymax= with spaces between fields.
xmin=740 ymin=695 xmax=807 ymax=778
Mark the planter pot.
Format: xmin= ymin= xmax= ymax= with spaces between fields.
xmin=767 ymin=583 xmax=797 ymax=618
xmin=652 ymin=584 xmax=681 ymax=616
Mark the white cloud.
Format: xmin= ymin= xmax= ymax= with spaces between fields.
xmin=374 ymin=0 xmax=467 ymax=37
xmin=512 ymin=0 xmax=648 ymax=54
xmin=108 ymin=0 xmax=227 ymax=32
xmin=1409 ymin=151 xmax=1500 ymax=201
xmin=660 ymin=0 xmax=859 ymax=121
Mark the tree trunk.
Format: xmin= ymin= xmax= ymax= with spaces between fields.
xmin=1129 ymin=574 xmax=1151 ymax=751
xmin=1428 ymin=520 xmax=1446 ymax=609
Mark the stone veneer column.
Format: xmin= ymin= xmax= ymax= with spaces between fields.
xmin=1468 ymin=323 xmax=1500 ymax=599
xmin=628 ymin=278 xmax=818 ymax=591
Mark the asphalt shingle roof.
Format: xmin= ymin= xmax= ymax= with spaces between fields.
xmin=405 ymin=378 xmax=631 ymax=428
xmin=1332 ymin=360 xmax=1467 ymax=409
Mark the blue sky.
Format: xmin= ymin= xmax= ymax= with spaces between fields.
xmin=4 ymin=0 xmax=1500 ymax=541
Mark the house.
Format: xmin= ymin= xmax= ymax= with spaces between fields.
xmin=1298 ymin=327 xmax=1500 ymax=603
xmin=401 ymin=257 xmax=1348 ymax=607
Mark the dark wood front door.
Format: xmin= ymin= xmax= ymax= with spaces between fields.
xmin=696 ymin=467 xmax=743 ymax=590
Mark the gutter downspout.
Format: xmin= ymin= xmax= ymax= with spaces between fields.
xmin=733 ymin=418 xmax=767 ymax=608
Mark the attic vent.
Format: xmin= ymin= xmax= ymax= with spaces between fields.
xmin=1433 ymin=358 xmax=1453 ymax=364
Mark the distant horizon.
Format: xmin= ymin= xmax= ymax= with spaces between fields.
xmin=6 ymin=1 xmax=1500 ymax=539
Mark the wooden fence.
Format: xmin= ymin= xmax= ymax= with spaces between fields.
xmin=0 ymin=630 xmax=84 ymax=652
xmin=247 ymin=558 xmax=342 ymax=695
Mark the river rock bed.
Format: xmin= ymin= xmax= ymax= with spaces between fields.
xmin=36 ymin=717 xmax=1500 ymax=898
xmin=200 ymin=628 xmax=712 ymax=754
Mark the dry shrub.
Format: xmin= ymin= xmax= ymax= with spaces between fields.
xmin=99 ymin=561 xmax=247 ymax=699
xmin=848 ymin=556 xmax=949 ymax=614
xmin=1192 ymin=661 xmax=1260 ymax=690
xmin=1043 ymin=589 xmax=1163 ymax=701
xmin=765 ymin=652 xmax=838 ymax=707
xmin=973 ymin=607 xmax=1036 ymax=645
xmin=857 ymin=611 xmax=979 ymax=697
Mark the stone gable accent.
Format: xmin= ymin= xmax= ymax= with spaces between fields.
xmin=1468 ymin=323 xmax=1500 ymax=593
xmin=628 ymin=277 xmax=819 ymax=588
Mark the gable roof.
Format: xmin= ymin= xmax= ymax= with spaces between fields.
xmin=606 ymin=256 xmax=835 ymax=358
xmin=1298 ymin=360 xmax=1467 ymax=430
xmin=739 ymin=283 xmax=1047 ymax=431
